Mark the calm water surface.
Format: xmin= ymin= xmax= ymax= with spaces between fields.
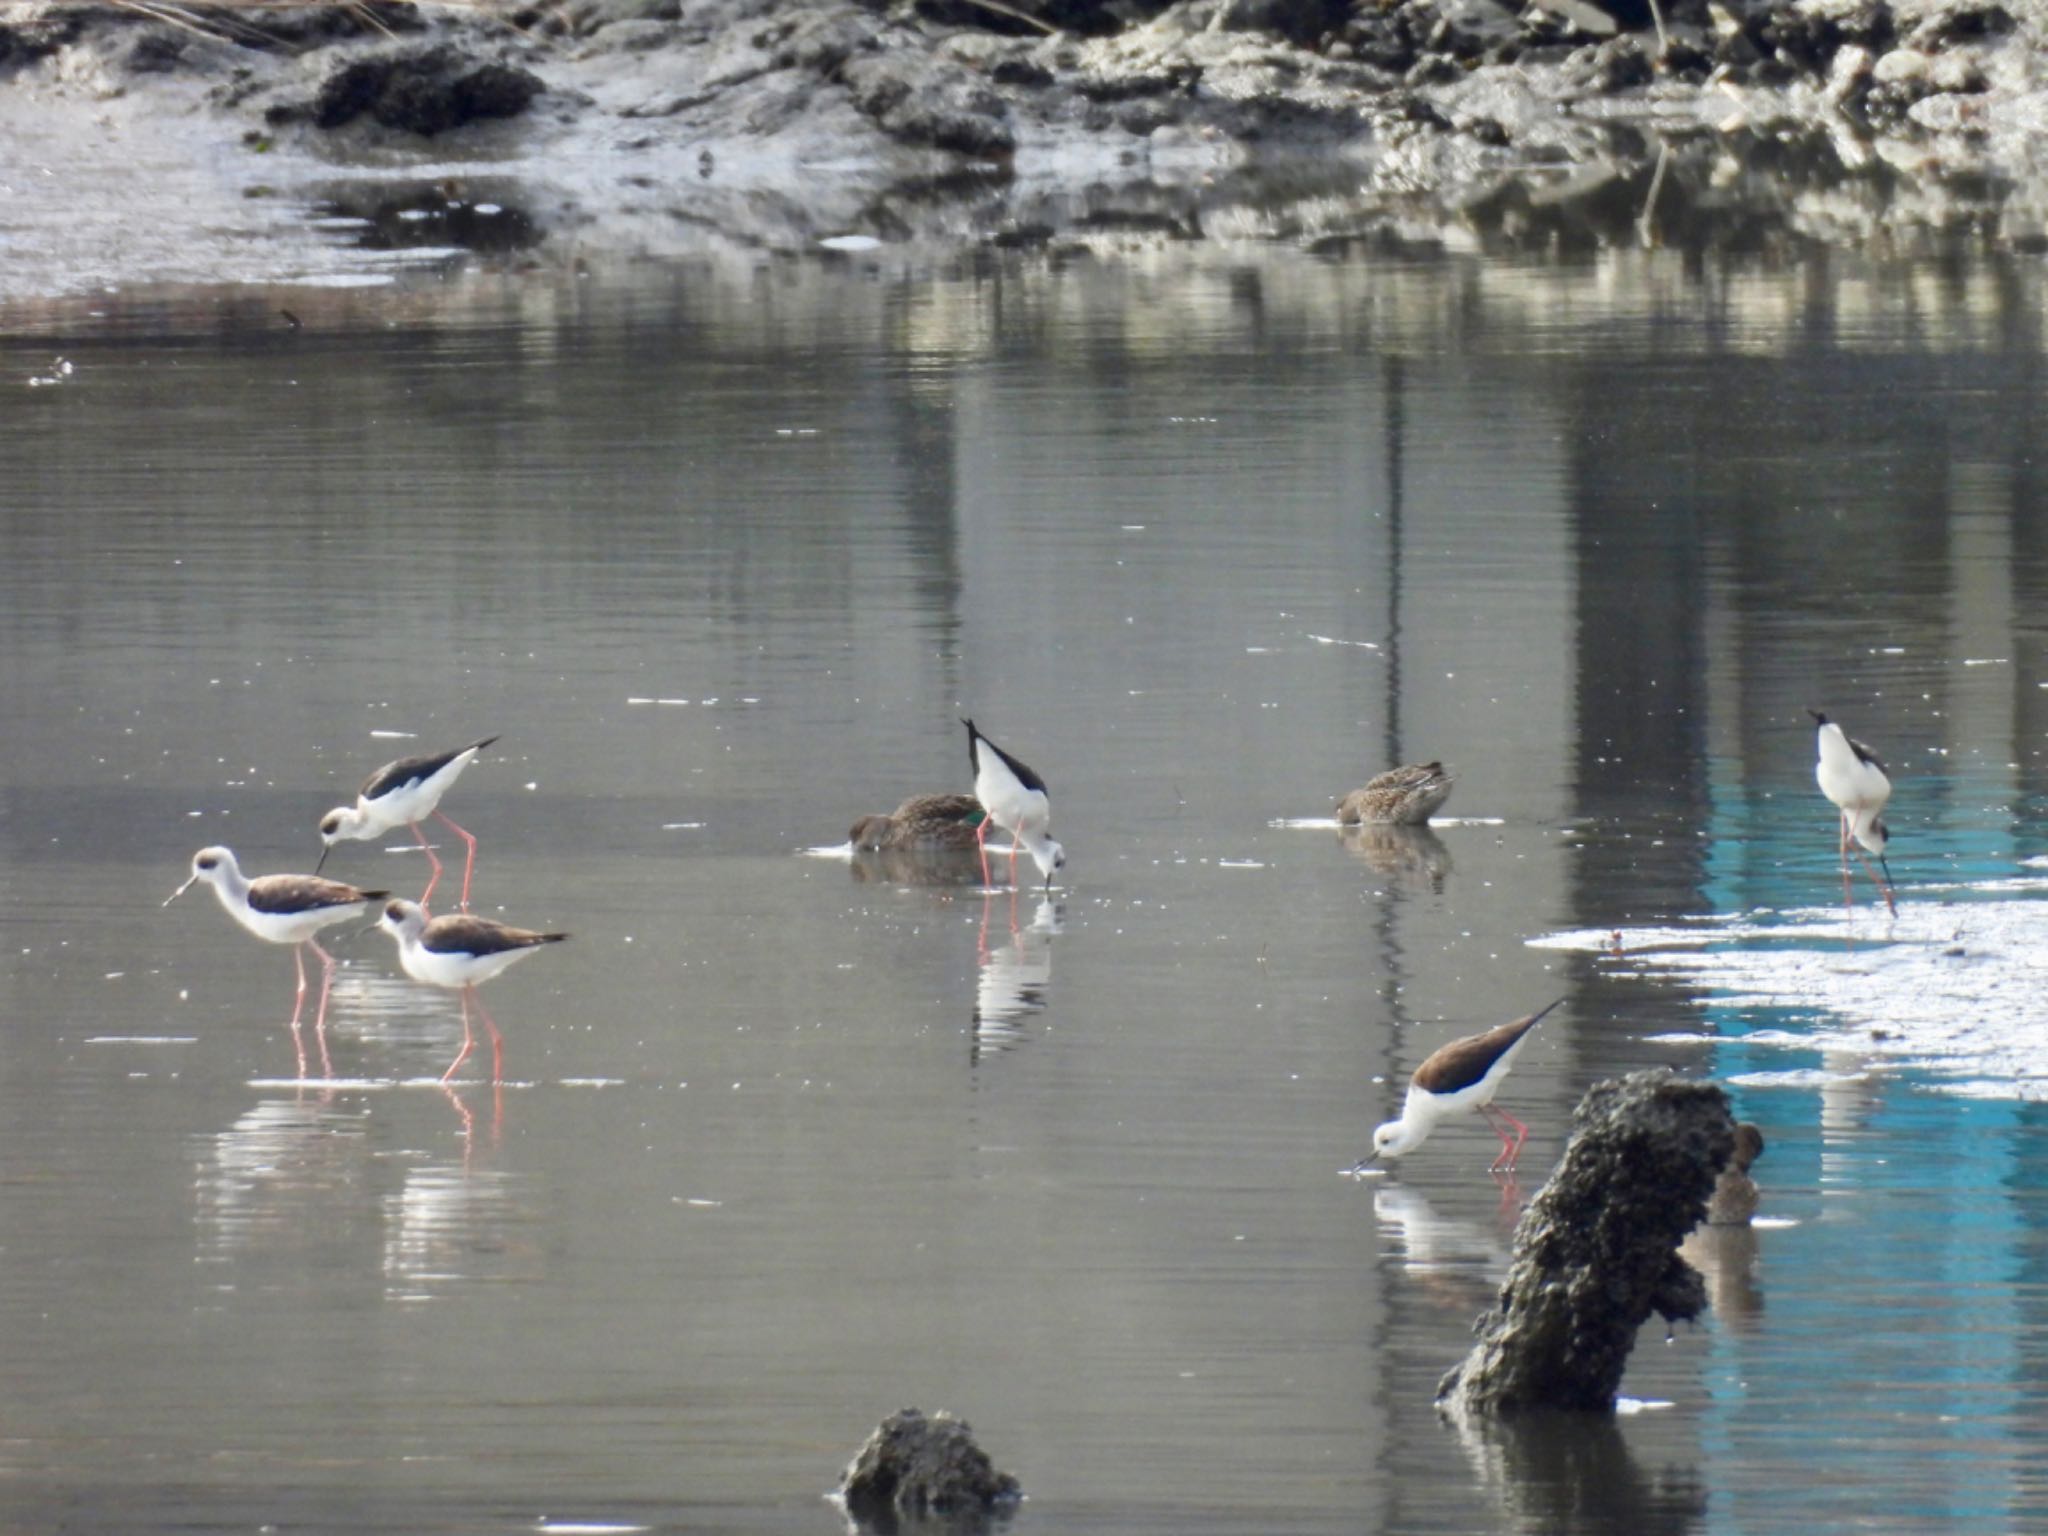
xmin=5 ymin=247 xmax=2048 ymax=1533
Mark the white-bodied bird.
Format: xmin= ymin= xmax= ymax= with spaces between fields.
xmin=1810 ymin=710 xmax=1896 ymax=917
xmin=961 ymin=718 xmax=1065 ymax=889
xmin=376 ymin=898 xmax=567 ymax=1084
xmin=165 ymin=845 xmax=388 ymax=1078
xmin=1355 ymin=1001 xmax=1561 ymax=1173
xmin=316 ymin=735 xmax=498 ymax=913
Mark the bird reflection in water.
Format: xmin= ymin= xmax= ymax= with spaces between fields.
xmin=381 ymin=1129 xmax=534 ymax=1303
xmin=974 ymin=891 xmax=1061 ymax=1062
xmin=196 ymin=1089 xmax=369 ymax=1255
xmin=1338 ymin=822 xmax=1453 ymax=893
xmin=1372 ymin=1182 xmax=1511 ymax=1315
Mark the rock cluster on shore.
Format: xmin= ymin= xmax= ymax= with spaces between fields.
xmin=2 ymin=0 xmax=2047 ymax=291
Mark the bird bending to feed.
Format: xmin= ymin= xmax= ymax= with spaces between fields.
xmin=376 ymin=898 xmax=567 ymax=1084
xmin=316 ymin=735 xmax=499 ymax=914
xmin=849 ymin=792 xmax=987 ymax=853
xmin=1355 ymin=1000 xmax=1562 ymax=1173
xmin=1336 ymin=761 xmax=1455 ymax=826
xmin=165 ymin=846 xmax=389 ymax=1078
xmin=1809 ymin=710 xmax=1896 ymax=917
xmin=961 ymin=718 xmax=1065 ymax=889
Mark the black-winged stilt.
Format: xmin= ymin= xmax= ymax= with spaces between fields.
xmin=1809 ymin=710 xmax=1896 ymax=917
xmin=961 ymin=718 xmax=1065 ymax=889
xmin=376 ymin=898 xmax=567 ymax=1084
xmin=316 ymin=735 xmax=498 ymax=913
xmin=165 ymin=845 xmax=389 ymax=1078
xmin=1354 ymin=1000 xmax=1561 ymax=1173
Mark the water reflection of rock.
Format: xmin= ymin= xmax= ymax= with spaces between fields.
xmin=1447 ymin=1409 xmax=1707 ymax=1536
xmin=973 ymin=895 xmax=1060 ymax=1062
xmin=1677 ymin=1224 xmax=1765 ymax=1334
xmin=1340 ymin=823 xmax=1453 ymax=891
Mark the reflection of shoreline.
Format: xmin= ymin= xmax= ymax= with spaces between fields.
xmin=974 ymin=895 xmax=1060 ymax=1062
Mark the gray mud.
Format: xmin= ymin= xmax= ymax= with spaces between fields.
xmin=2 ymin=0 xmax=2046 ymax=296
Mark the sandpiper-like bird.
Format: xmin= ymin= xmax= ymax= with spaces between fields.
xmin=849 ymin=792 xmax=987 ymax=853
xmin=1336 ymin=761 xmax=1455 ymax=826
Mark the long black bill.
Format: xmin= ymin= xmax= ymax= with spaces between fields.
xmin=313 ymin=844 xmax=331 ymax=878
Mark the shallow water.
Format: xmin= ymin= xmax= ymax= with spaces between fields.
xmin=5 ymin=246 xmax=2048 ymax=1532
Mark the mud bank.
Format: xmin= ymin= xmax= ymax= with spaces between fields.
xmin=3 ymin=0 xmax=2047 ymax=296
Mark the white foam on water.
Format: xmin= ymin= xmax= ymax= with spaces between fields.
xmin=1538 ymin=884 xmax=2048 ymax=1099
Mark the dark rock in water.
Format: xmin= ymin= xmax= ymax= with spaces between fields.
xmin=1437 ymin=1070 xmax=1736 ymax=1417
xmin=840 ymin=1408 xmax=1021 ymax=1529
xmin=310 ymin=45 xmax=545 ymax=135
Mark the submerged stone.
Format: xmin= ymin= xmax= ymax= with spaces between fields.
xmin=1437 ymin=1070 xmax=1736 ymax=1416
xmin=840 ymin=1407 xmax=1021 ymax=1530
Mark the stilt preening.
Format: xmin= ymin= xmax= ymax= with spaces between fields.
xmin=961 ymin=718 xmax=1065 ymax=889
xmin=1810 ymin=710 xmax=1896 ymax=918
xmin=1355 ymin=1001 xmax=1562 ymax=1173
xmin=316 ymin=735 xmax=498 ymax=914
xmin=1336 ymin=761 xmax=1455 ymax=826
xmin=376 ymin=898 xmax=567 ymax=1084
xmin=165 ymin=846 xmax=388 ymax=1079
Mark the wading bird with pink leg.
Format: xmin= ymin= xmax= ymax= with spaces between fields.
xmin=961 ymin=717 xmax=1065 ymax=890
xmin=1810 ymin=710 xmax=1896 ymax=918
xmin=376 ymin=898 xmax=567 ymax=1084
xmin=316 ymin=735 xmax=497 ymax=914
xmin=165 ymin=845 xmax=388 ymax=1079
xmin=1353 ymin=1001 xmax=1561 ymax=1174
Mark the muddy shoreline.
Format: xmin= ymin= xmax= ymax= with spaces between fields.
xmin=2 ymin=0 xmax=2045 ymax=297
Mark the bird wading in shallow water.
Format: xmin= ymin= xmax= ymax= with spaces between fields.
xmin=165 ymin=846 xmax=389 ymax=1078
xmin=849 ymin=792 xmax=987 ymax=853
xmin=316 ymin=736 xmax=498 ymax=914
xmin=1336 ymin=761 xmax=1455 ymax=826
xmin=376 ymin=898 xmax=567 ymax=1084
xmin=961 ymin=718 xmax=1065 ymax=889
xmin=1354 ymin=1001 xmax=1562 ymax=1174
xmin=1809 ymin=710 xmax=1896 ymax=917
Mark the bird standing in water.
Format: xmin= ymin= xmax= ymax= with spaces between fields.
xmin=1355 ymin=1001 xmax=1561 ymax=1173
xmin=316 ymin=736 xmax=498 ymax=914
xmin=1810 ymin=710 xmax=1896 ymax=917
xmin=1336 ymin=761 xmax=1455 ymax=826
xmin=377 ymin=898 xmax=567 ymax=1084
xmin=165 ymin=845 xmax=388 ymax=1078
xmin=849 ymin=792 xmax=987 ymax=853
xmin=961 ymin=718 xmax=1065 ymax=889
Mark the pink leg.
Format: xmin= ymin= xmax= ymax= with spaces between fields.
xmin=442 ymin=989 xmax=476 ymax=1085
xmin=1838 ymin=813 xmax=1854 ymax=912
xmin=408 ymin=820 xmax=447 ymax=915
xmin=434 ymin=809 xmax=480 ymax=911
xmin=307 ymin=937 xmax=338 ymax=1080
xmin=975 ymin=818 xmax=993 ymax=887
xmin=1007 ymin=840 xmax=1019 ymax=885
xmin=288 ymin=943 xmax=311 ymax=1078
xmin=470 ymin=987 xmax=506 ymax=1083
xmin=1481 ymin=1103 xmax=1529 ymax=1172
